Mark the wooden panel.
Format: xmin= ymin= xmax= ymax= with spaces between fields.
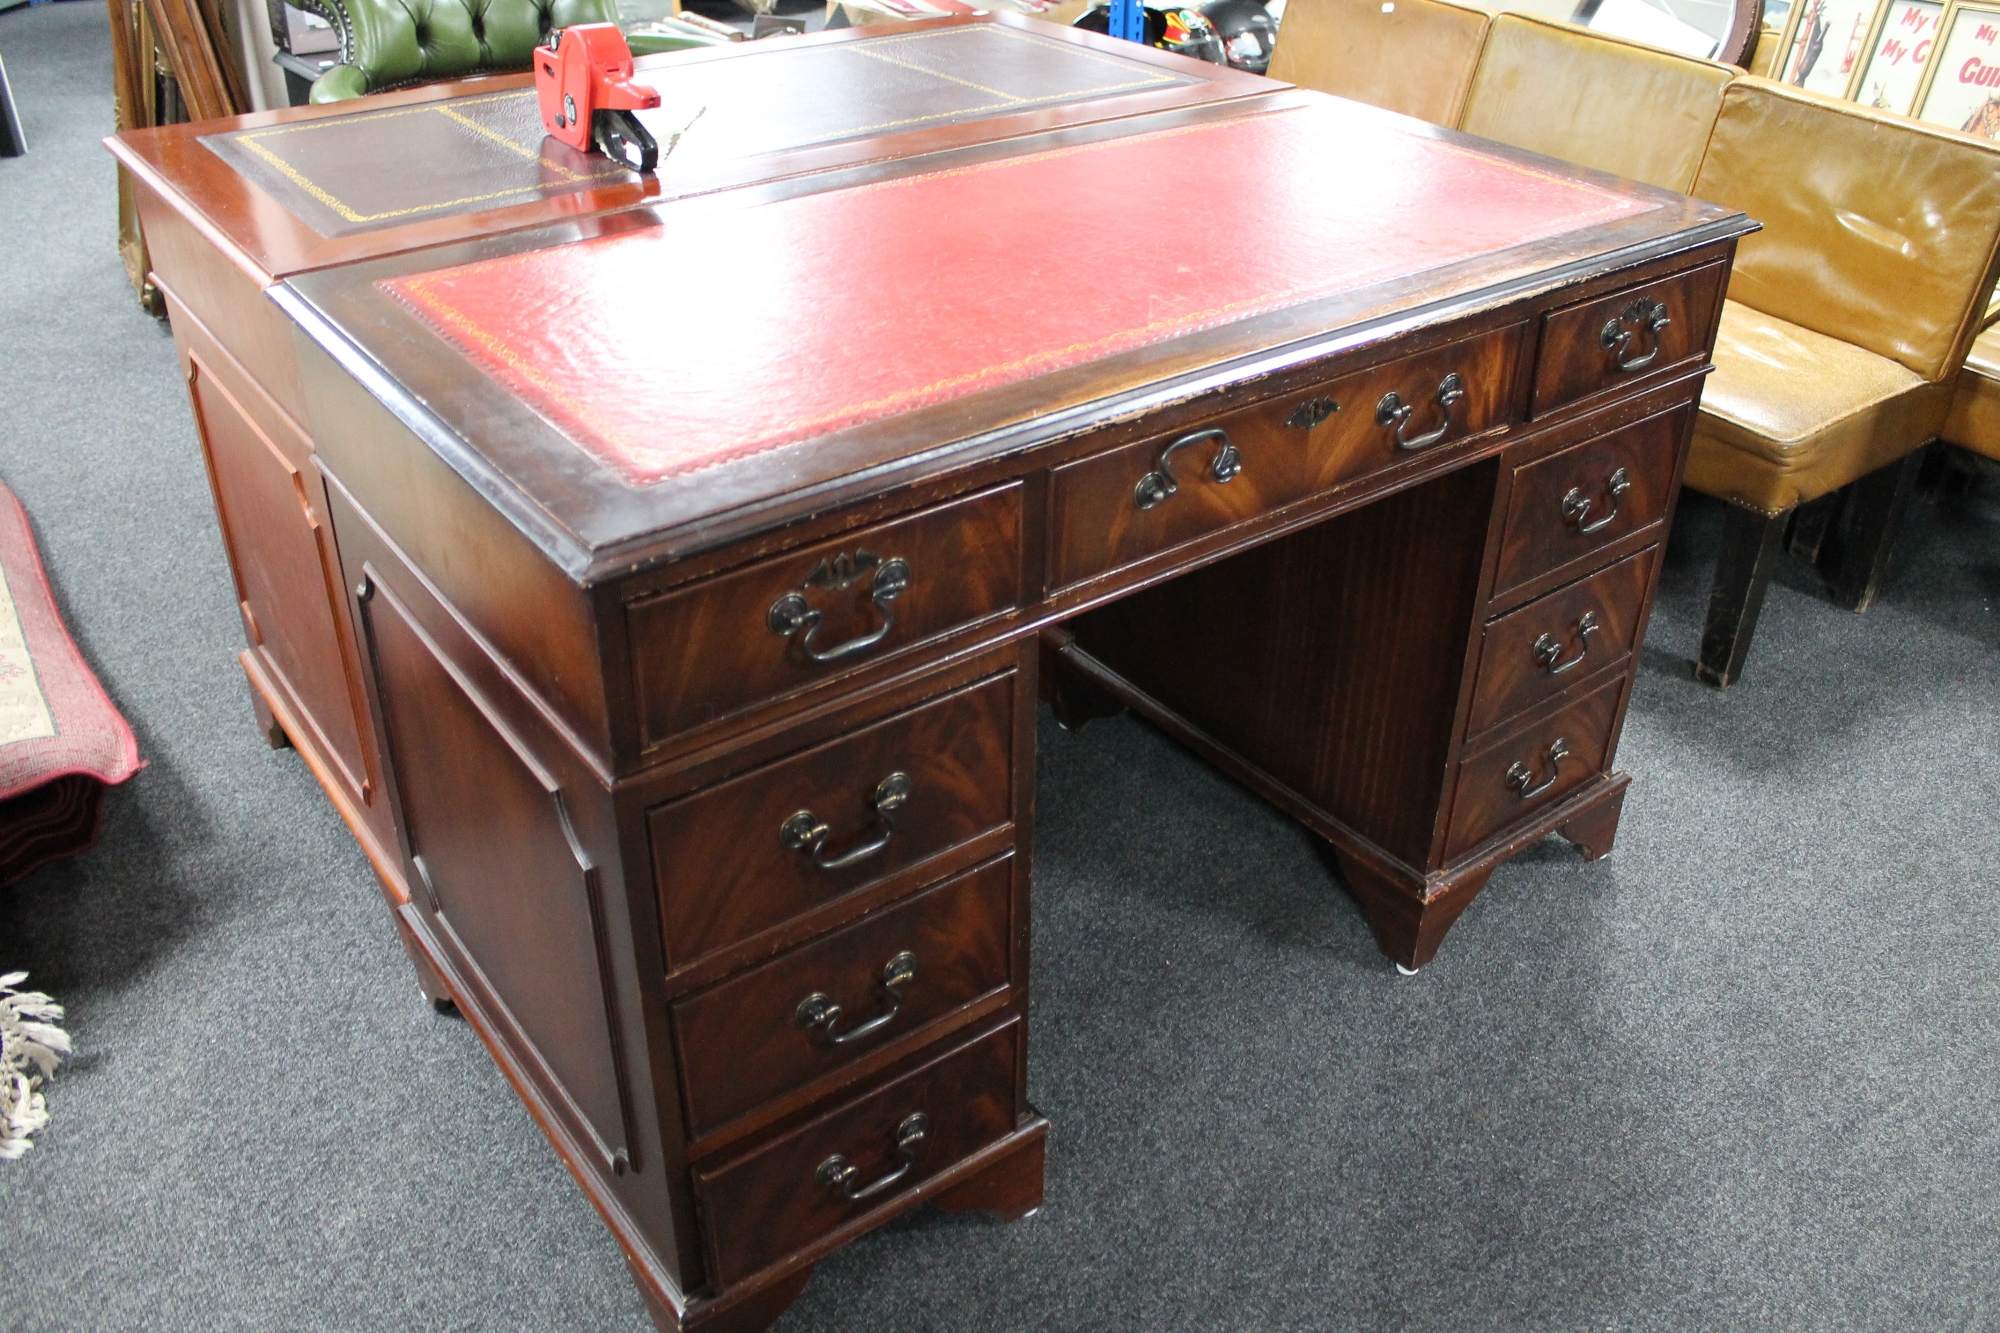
xmin=672 ymin=857 xmax=1012 ymax=1139
xmin=1069 ymin=460 xmax=1498 ymax=869
xmin=1467 ymin=545 xmax=1656 ymax=737
xmin=1531 ymin=260 xmax=1725 ymax=418
xmin=648 ymin=669 xmax=1015 ymax=969
xmin=694 ymin=1020 xmax=1019 ymax=1289
xmin=1446 ymin=673 xmax=1624 ymax=860
xmin=1049 ymin=323 xmax=1525 ymax=589
xmin=1493 ymin=404 xmax=1684 ymax=595
xmin=186 ymin=351 xmax=376 ymax=809
xmin=627 ymin=484 xmax=1023 ymax=748
xmin=358 ymin=574 xmax=633 ymax=1175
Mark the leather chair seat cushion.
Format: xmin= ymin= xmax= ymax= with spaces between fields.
xmin=1944 ymin=325 xmax=2000 ymax=463
xmin=1687 ymin=300 xmax=1953 ymax=513
xmin=1457 ymin=14 xmax=1735 ymax=194
xmin=1692 ymin=77 xmax=2000 ymax=383
xmin=1266 ymin=0 xmax=1491 ymax=127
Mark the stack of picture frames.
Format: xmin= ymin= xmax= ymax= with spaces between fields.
xmin=1771 ymin=0 xmax=2000 ymax=138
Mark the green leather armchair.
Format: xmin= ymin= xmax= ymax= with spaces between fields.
xmin=307 ymin=0 xmax=626 ymax=102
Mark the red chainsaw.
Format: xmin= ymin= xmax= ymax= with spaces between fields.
xmin=533 ymin=23 xmax=664 ymax=172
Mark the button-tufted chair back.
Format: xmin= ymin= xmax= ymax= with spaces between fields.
xmin=307 ymin=0 xmax=620 ymax=102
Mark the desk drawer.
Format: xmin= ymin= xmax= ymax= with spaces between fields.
xmin=1049 ymin=324 xmax=1525 ymax=588
xmin=1447 ymin=674 xmax=1623 ymax=859
xmin=1467 ymin=546 xmax=1655 ymax=738
xmin=1493 ymin=405 xmax=1683 ymax=595
xmin=628 ymin=484 xmax=1022 ymax=747
xmin=673 ymin=857 xmax=1012 ymax=1139
xmin=650 ymin=671 xmax=1015 ymax=969
xmin=1531 ymin=261 xmax=1724 ymax=418
xmin=695 ymin=1019 xmax=1019 ymax=1289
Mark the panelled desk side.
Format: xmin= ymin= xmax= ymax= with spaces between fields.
xmin=100 ymin=16 xmax=1281 ymax=981
xmin=271 ymin=95 xmax=1753 ymax=1330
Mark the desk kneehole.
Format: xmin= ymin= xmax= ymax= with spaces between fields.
xmin=1048 ymin=322 xmax=1527 ymax=589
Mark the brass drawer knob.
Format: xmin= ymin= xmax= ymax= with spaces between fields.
xmin=815 ymin=1111 xmax=930 ymax=1203
xmin=1376 ymin=372 xmax=1465 ymax=452
xmin=780 ymin=772 xmax=912 ymax=872
xmin=1532 ymin=610 xmax=1600 ymax=676
xmin=1134 ymin=427 xmax=1243 ymax=511
xmin=767 ymin=550 xmax=912 ymax=664
xmin=1600 ymin=297 xmax=1672 ymax=372
xmin=795 ymin=951 xmax=918 ymax=1047
xmin=1506 ymin=737 xmax=1570 ymax=801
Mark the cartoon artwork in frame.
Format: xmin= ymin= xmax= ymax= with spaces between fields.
xmin=1914 ymin=0 xmax=2000 ymax=136
xmin=1774 ymin=0 xmax=1891 ymax=98
xmin=1852 ymin=0 xmax=1944 ymax=111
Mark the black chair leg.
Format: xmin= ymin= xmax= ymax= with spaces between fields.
xmin=1819 ymin=447 xmax=1925 ymax=612
xmin=1784 ymin=489 xmax=1844 ymax=563
xmin=0 ymin=50 xmax=25 ymax=160
xmin=1697 ymin=503 xmax=1791 ymax=688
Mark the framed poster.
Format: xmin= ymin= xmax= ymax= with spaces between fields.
xmin=1774 ymin=0 xmax=1890 ymax=98
xmin=1853 ymin=0 xmax=1944 ymax=111
xmin=1915 ymin=0 xmax=2000 ymax=136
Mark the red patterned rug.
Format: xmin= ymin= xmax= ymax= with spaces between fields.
xmin=0 ymin=482 xmax=141 ymax=887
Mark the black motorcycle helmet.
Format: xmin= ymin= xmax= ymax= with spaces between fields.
xmin=1197 ymin=0 xmax=1277 ymax=73
xmin=1073 ymin=3 xmax=1229 ymax=64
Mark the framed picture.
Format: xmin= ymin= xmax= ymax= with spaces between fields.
xmin=1774 ymin=0 xmax=1890 ymax=99
xmin=1853 ymin=0 xmax=1944 ymax=112
xmin=1914 ymin=0 xmax=2000 ymax=135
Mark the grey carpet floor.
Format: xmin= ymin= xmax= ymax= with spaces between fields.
xmin=2 ymin=5 xmax=1998 ymax=1329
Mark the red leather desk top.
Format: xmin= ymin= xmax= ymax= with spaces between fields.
xmin=384 ymin=103 xmax=1654 ymax=487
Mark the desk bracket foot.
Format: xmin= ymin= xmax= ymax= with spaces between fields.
xmin=1333 ymin=852 xmax=1492 ymax=971
xmin=1557 ymin=779 xmax=1626 ymax=861
xmin=393 ymin=905 xmax=456 ymax=1012
xmin=665 ymin=1266 xmax=814 ymax=1333
xmin=931 ymin=1115 xmax=1048 ymax=1221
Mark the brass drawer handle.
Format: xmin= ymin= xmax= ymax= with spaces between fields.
xmin=768 ymin=550 xmax=912 ymax=664
xmin=1134 ymin=427 xmax=1243 ymax=510
xmin=1506 ymin=737 xmax=1570 ymax=801
xmin=816 ymin=1111 xmax=930 ymax=1203
xmin=1532 ymin=610 xmax=1600 ymax=676
xmin=795 ymin=951 xmax=918 ymax=1047
xmin=1561 ymin=467 xmax=1630 ymax=535
xmin=1376 ymin=372 xmax=1465 ymax=452
xmin=1600 ymin=297 xmax=1672 ymax=372
xmin=780 ymin=772 xmax=911 ymax=872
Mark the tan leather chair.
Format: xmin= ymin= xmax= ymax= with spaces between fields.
xmin=1458 ymin=14 xmax=1736 ymax=192
xmin=1682 ymin=76 xmax=2000 ymax=684
xmin=1267 ymin=0 xmax=1492 ymax=127
xmin=1943 ymin=320 xmax=2000 ymax=465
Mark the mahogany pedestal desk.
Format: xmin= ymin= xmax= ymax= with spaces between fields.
xmin=112 ymin=30 xmax=1751 ymax=1332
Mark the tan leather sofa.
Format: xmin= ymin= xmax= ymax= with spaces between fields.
xmin=1458 ymin=13 xmax=1735 ymax=192
xmin=1682 ymin=77 xmax=2000 ymax=682
xmin=1267 ymin=0 xmax=1492 ymax=127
